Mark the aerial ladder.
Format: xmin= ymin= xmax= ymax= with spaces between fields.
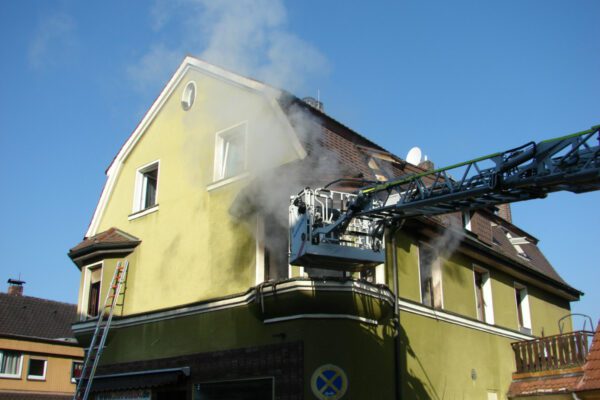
xmin=289 ymin=125 xmax=600 ymax=270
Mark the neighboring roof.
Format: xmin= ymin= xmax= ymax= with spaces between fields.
xmin=508 ymin=374 xmax=583 ymax=397
xmin=577 ymin=323 xmax=600 ymax=392
xmin=0 ymin=293 xmax=78 ymax=340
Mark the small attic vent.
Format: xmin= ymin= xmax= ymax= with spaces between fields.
xmin=181 ymin=81 xmax=197 ymax=111
xmin=302 ymin=97 xmax=324 ymax=112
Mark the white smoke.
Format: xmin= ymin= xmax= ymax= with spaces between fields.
xmin=132 ymin=0 xmax=329 ymax=94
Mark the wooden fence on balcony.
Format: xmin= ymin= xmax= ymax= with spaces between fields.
xmin=512 ymin=331 xmax=594 ymax=373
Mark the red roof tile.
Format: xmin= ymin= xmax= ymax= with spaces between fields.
xmin=578 ymin=323 xmax=600 ymax=391
xmin=508 ymin=374 xmax=582 ymax=397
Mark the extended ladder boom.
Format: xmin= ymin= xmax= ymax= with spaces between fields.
xmin=289 ymin=125 xmax=600 ymax=269
xmin=327 ymin=125 xmax=600 ymax=235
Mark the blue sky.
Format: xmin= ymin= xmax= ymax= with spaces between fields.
xmin=0 ymin=1 xmax=598 ymax=329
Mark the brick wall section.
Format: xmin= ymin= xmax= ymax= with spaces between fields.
xmin=470 ymin=211 xmax=492 ymax=245
xmin=96 ymin=341 xmax=303 ymax=400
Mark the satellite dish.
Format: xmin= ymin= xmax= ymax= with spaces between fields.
xmin=406 ymin=147 xmax=423 ymax=165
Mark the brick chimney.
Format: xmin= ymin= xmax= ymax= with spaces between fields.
xmin=7 ymin=279 xmax=25 ymax=296
xmin=496 ymin=203 xmax=512 ymax=223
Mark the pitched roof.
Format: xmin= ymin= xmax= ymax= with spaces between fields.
xmin=0 ymin=293 xmax=78 ymax=340
xmin=577 ymin=323 xmax=600 ymax=392
xmin=70 ymin=227 xmax=140 ymax=254
xmin=69 ymin=227 xmax=141 ymax=268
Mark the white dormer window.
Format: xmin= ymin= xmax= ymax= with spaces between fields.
xmin=214 ymin=123 xmax=247 ymax=181
xmin=133 ymin=161 xmax=159 ymax=213
xmin=505 ymin=231 xmax=530 ymax=259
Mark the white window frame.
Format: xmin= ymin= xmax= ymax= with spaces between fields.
xmin=472 ymin=265 xmax=494 ymax=324
xmin=505 ymin=231 xmax=530 ymax=260
xmin=514 ymin=282 xmax=532 ymax=332
xmin=27 ymin=358 xmax=47 ymax=381
xmin=0 ymin=350 xmax=23 ymax=379
xmin=132 ymin=160 xmax=160 ymax=215
xmin=462 ymin=211 xmax=472 ymax=231
xmin=418 ymin=242 xmax=444 ymax=309
xmin=213 ymin=122 xmax=247 ymax=183
xmin=80 ymin=262 xmax=103 ymax=321
xmin=181 ymin=80 xmax=197 ymax=111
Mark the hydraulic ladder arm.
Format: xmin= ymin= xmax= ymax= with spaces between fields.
xmin=289 ymin=125 xmax=600 ymax=268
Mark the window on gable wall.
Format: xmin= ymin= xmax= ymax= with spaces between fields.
xmin=0 ymin=350 xmax=22 ymax=378
xmin=419 ymin=244 xmax=443 ymax=309
xmin=133 ymin=161 xmax=159 ymax=212
xmin=214 ymin=123 xmax=246 ymax=181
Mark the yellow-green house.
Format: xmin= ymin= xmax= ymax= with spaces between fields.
xmin=68 ymin=56 xmax=581 ymax=400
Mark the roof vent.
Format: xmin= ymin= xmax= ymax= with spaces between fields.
xmin=302 ymin=97 xmax=324 ymax=112
xmin=7 ymin=278 xmax=25 ymax=296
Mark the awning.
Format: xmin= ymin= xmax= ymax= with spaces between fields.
xmin=90 ymin=367 xmax=190 ymax=393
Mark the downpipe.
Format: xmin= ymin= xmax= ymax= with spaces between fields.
xmin=388 ymin=220 xmax=405 ymax=400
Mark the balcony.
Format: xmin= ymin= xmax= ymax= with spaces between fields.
xmin=511 ymin=330 xmax=594 ymax=374
xmin=255 ymin=278 xmax=394 ymax=325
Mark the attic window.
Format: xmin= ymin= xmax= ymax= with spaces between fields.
xmin=505 ymin=231 xmax=531 ymax=260
xmin=214 ymin=123 xmax=246 ymax=181
xmin=181 ymin=81 xmax=196 ymax=111
xmin=132 ymin=161 xmax=160 ymax=214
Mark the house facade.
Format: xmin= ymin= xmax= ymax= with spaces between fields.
xmin=0 ymin=280 xmax=84 ymax=399
xmin=68 ymin=56 xmax=580 ymax=399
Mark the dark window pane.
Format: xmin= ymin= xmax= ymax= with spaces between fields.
xmin=72 ymin=362 xmax=83 ymax=379
xmin=28 ymin=359 xmax=45 ymax=377
xmin=419 ymin=246 xmax=434 ymax=307
xmin=88 ymin=281 xmax=100 ymax=317
xmin=144 ymin=168 xmax=158 ymax=208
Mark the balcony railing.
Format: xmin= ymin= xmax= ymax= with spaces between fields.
xmin=512 ymin=331 xmax=594 ymax=373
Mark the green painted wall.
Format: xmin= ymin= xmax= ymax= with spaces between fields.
xmin=390 ymin=230 xmax=572 ymax=336
xmin=528 ymin=286 xmax=572 ymax=336
xmin=398 ymin=311 xmax=516 ymax=400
